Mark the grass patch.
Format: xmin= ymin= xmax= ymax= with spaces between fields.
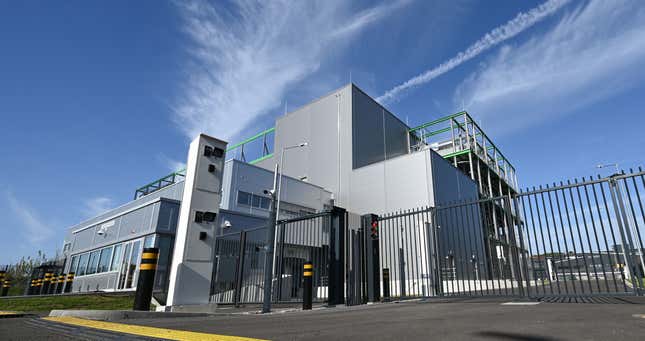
xmin=0 ymin=293 xmax=136 ymax=312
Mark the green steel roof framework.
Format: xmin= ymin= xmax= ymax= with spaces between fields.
xmin=133 ymin=128 xmax=275 ymax=198
xmin=134 ymin=110 xmax=517 ymax=198
xmin=409 ymin=111 xmax=518 ymax=192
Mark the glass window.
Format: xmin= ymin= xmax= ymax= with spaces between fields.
xmin=126 ymin=240 xmax=141 ymax=289
xmin=260 ymin=197 xmax=270 ymax=209
xmin=69 ymin=255 xmax=79 ymax=274
xmin=111 ymin=244 xmax=122 ymax=271
xmin=252 ymin=195 xmax=261 ymax=208
xmin=77 ymin=253 xmax=89 ymax=276
xmin=86 ymin=250 xmax=100 ymax=275
xmin=237 ymin=191 xmax=251 ymax=206
xmin=118 ymin=243 xmax=132 ymax=289
xmin=144 ymin=235 xmax=155 ymax=248
xmin=97 ymin=247 xmax=113 ymax=273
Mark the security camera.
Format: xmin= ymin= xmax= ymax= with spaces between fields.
xmin=223 ymin=220 xmax=232 ymax=229
xmin=96 ymin=227 xmax=107 ymax=236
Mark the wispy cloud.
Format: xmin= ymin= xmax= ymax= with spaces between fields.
xmin=377 ymin=0 xmax=570 ymax=104
xmin=329 ymin=0 xmax=412 ymax=39
xmin=454 ymin=0 xmax=645 ymax=136
xmin=5 ymin=191 xmax=54 ymax=244
xmin=83 ymin=197 xmax=114 ymax=218
xmin=173 ymin=0 xmax=411 ymax=140
xmin=156 ymin=153 xmax=186 ymax=173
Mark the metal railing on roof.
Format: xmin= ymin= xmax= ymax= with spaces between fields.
xmin=410 ymin=111 xmax=518 ymax=191
xmin=133 ymin=128 xmax=275 ymax=199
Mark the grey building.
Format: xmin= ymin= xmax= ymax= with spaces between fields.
xmin=61 ymin=159 xmax=331 ymax=293
xmin=57 ymin=83 xmax=515 ymax=298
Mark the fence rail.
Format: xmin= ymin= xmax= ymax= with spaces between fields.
xmin=376 ymin=169 xmax=645 ymax=299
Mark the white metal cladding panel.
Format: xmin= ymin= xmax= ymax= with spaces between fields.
xmin=220 ymin=160 xmax=235 ymax=209
xmin=226 ymin=159 xmax=332 ymax=217
xmin=349 ymin=150 xmax=433 ymax=215
xmin=116 ymin=202 xmax=158 ymax=240
xmin=216 ymin=210 xmax=267 ymax=236
xmin=66 ymin=181 xmax=184 ymax=234
xmin=272 ymin=84 xmax=353 ymax=206
xmin=72 ymin=272 xmax=119 ymax=292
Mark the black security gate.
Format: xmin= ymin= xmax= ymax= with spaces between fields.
xmin=210 ymin=208 xmax=347 ymax=306
xmin=375 ymin=169 xmax=645 ymax=300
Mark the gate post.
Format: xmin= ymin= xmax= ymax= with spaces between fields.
xmin=361 ymin=214 xmax=380 ymax=303
xmin=234 ymin=230 xmax=247 ymax=307
xmin=328 ymin=206 xmax=346 ymax=306
xmin=609 ymin=177 xmax=644 ymax=294
xmin=503 ymin=197 xmax=525 ymax=297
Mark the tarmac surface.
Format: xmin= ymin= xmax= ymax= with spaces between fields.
xmin=1 ymin=298 xmax=645 ymax=340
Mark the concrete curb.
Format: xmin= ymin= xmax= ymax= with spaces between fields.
xmin=48 ymin=309 xmax=213 ymax=321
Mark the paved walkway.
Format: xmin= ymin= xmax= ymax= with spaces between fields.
xmin=1 ymin=299 xmax=645 ymax=340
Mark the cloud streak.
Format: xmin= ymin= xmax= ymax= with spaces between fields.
xmin=83 ymin=197 xmax=114 ymax=218
xmin=5 ymin=191 xmax=54 ymax=244
xmin=173 ymin=0 xmax=410 ymax=140
xmin=377 ymin=0 xmax=570 ymax=104
xmin=454 ymin=0 xmax=645 ymax=136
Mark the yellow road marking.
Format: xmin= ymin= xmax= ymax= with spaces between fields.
xmin=0 ymin=311 xmax=23 ymax=316
xmin=43 ymin=316 xmax=268 ymax=341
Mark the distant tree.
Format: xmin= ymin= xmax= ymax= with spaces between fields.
xmin=3 ymin=250 xmax=48 ymax=296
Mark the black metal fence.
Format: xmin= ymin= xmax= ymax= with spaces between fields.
xmin=210 ymin=210 xmax=340 ymax=305
xmin=376 ymin=169 xmax=645 ymax=299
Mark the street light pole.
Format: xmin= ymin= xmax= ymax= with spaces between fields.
xmin=261 ymin=143 xmax=307 ymax=314
xmin=276 ymin=142 xmax=308 ymax=224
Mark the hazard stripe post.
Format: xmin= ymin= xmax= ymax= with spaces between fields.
xmin=64 ymin=273 xmax=74 ymax=293
xmin=134 ymin=248 xmax=159 ymax=311
xmin=56 ymin=274 xmax=65 ymax=294
xmin=303 ymin=262 xmax=313 ymax=310
xmin=41 ymin=272 xmax=53 ymax=295
xmin=1 ymin=279 xmax=10 ymax=296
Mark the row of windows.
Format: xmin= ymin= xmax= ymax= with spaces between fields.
xmin=237 ymin=190 xmax=271 ymax=210
xmin=69 ymin=235 xmax=154 ymax=277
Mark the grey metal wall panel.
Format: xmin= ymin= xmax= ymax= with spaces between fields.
xmin=268 ymin=84 xmax=353 ymax=207
xmin=430 ymin=151 xmax=479 ymax=205
xmin=66 ymin=181 xmax=184 ymax=234
xmin=223 ymin=159 xmax=332 ymax=218
xmin=156 ymin=201 xmax=180 ymax=232
xmin=352 ymin=87 xmax=409 ymax=169
xmin=216 ymin=210 xmax=267 ymax=236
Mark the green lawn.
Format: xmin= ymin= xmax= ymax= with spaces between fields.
xmin=0 ymin=293 xmax=137 ymax=312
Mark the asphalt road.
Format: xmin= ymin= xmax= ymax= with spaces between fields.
xmin=2 ymin=298 xmax=645 ymax=340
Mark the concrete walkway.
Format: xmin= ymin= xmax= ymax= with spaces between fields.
xmin=2 ymin=298 xmax=645 ymax=340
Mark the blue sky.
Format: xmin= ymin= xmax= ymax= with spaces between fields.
xmin=1 ymin=0 xmax=644 ymax=264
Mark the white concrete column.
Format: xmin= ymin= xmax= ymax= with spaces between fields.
xmin=167 ymin=134 xmax=227 ymax=308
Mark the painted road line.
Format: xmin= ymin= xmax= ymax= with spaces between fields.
xmin=501 ymin=302 xmax=541 ymax=306
xmin=43 ymin=316 xmax=268 ymax=341
xmin=0 ymin=311 xmax=25 ymax=317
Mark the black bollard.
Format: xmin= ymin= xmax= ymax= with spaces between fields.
xmin=64 ymin=273 xmax=75 ymax=293
xmin=28 ymin=279 xmax=35 ymax=295
xmin=1 ymin=280 xmax=9 ymax=296
xmin=382 ymin=268 xmax=390 ymax=302
xmin=56 ymin=274 xmax=65 ymax=294
xmin=33 ymin=278 xmax=40 ymax=295
xmin=133 ymin=248 xmax=159 ymax=311
xmin=48 ymin=274 xmax=57 ymax=295
xmin=41 ymin=272 xmax=53 ymax=295
xmin=303 ymin=262 xmax=313 ymax=310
